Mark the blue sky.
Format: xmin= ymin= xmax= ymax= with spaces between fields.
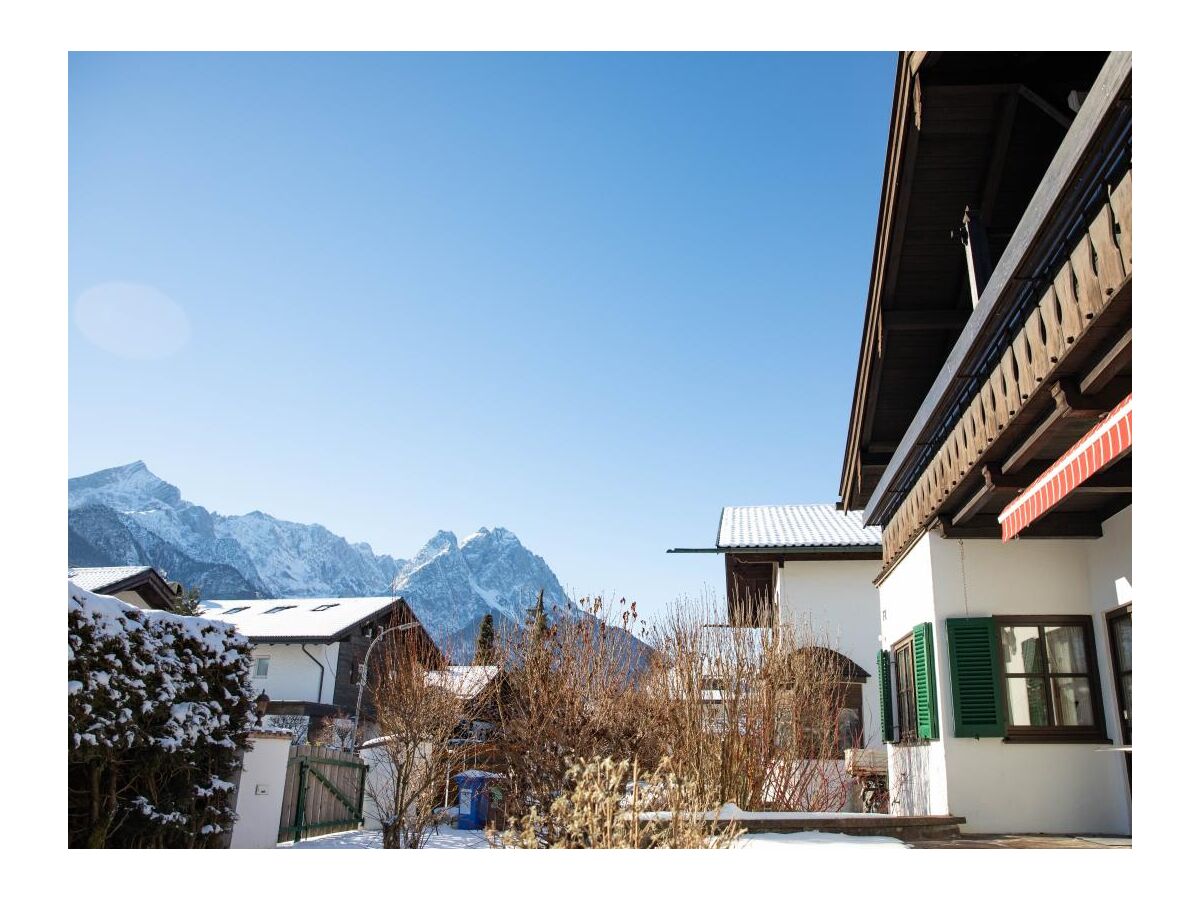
xmin=69 ymin=52 xmax=894 ymax=620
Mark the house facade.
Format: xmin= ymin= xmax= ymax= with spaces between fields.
xmin=839 ymin=52 xmax=1132 ymax=835
xmin=672 ymin=503 xmax=885 ymax=749
xmin=203 ymin=596 xmax=441 ymax=731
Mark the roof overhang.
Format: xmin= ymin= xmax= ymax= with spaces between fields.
xmin=840 ymin=51 xmax=1115 ymax=513
xmin=670 ymin=545 xmax=881 ymax=559
xmin=863 ymin=51 xmax=1133 ymax=528
xmin=96 ymin=568 xmax=178 ymax=611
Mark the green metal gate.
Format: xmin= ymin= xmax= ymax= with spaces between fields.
xmin=277 ymin=745 xmax=368 ymax=843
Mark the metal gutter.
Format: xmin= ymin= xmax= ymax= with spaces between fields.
xmin=301 ymin=644 xmax=326 ymax=705
xmin=863 ymin=50 xmax=1133 ymax=526
xmin=668 ymin=545 xmax=882 ymax=555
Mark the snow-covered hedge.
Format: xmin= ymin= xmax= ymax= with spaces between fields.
xmin=68 ymin=581 xmax=257 ymax=848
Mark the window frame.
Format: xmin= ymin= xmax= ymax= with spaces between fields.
xmin=892 ymin=632 xmax=920 ymax=744
xmin=994 ymin=615 xmax=1108 ymax=743
xmin=254 ymin=656 xmax=270 ymax=679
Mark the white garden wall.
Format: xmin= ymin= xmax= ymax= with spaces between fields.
xmin=229 ymin=732 xmax=292 ymax=848
xmin=876 ymin=508 xmax=1132 ymax=835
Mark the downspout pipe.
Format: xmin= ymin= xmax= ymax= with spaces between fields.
xmin=301 ymin=644 xmax=326 ymax=705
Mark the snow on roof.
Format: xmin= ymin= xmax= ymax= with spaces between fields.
xmin=202 ymin=596 xmax=402 ymax=641
xmin=424 ymin=666 xmax=500 ymax=699
xmin=68 ymin=579 xmax=244 ymax=658
xmin=67 ymin=565 xmax=157 ymax=592
xmin=717 ymin=504 xmax=882 ymax=550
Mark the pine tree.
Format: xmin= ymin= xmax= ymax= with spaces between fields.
xmin=527 ymin=588 xmax=549 ymax=641
xmin=173 ymin=585 xmax=203 ymax=616
xmin=473 ymin=613 xmax=496 ymax=665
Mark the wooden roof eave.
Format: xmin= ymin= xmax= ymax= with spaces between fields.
xmin=863 ymin=50 xmax=1133 ymax=528
xmin=839 ymin=51 xmax=923 ymax=510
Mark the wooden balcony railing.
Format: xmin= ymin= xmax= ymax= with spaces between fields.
xmin=881 ymin=168 xmax=1132 ymax=569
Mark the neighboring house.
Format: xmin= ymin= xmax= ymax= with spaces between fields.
xmin=671 ymin=503 xmax=884 ymax=749
xmin=839 ymin=52 xmax=1132 ymax=834
xmin=426 ymin=664 xmax=507 ymax=766
xmin=67 ymin=565 xmax=181 ymax=611
xmin=203 ymin=596 xmax=442 ymax=729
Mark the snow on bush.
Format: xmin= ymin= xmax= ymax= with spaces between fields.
xmin=67 ymin=580 xmax=257 ymax=848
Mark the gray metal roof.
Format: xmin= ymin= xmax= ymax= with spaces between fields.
xmin=67 ymin=565 xmax=156 ymax=592
xmin=717 ymin=504 xmax=882 ymax=550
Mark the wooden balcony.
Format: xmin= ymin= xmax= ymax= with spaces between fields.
xmin=881 ymin=167 xmax=1132 ymax=570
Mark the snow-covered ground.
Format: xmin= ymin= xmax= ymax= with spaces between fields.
xmin=287 ymin=828 xmax=905 ymax=850
xmin=288 ymin=829 xmax=491 ymax=849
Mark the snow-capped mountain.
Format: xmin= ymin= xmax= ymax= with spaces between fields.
xmin=67 ymin=461 xmax=578 ymax=650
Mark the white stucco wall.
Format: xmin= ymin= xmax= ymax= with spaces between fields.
xmin=876 ymin=507 xmax=1132 ymax=835
xmin=775 ymin=559 xmax=885 ymax=748
xmin=250 ymin=643 xmax=341 ymax=706
xmin=229 ymin=732 xmax=292 ymax=848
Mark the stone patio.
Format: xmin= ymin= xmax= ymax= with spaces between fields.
xmin=907 ymin=834 xmax=1131 ymax=849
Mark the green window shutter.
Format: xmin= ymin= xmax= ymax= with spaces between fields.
xmin=913 ymin=622 xmax=940 ymax=741
xmin=876 ymin=648 xmax=894 ymax=743
xmin=946 ymin=617 xmax=1006 ymax=738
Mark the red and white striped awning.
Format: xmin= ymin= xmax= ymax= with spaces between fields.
xmin=998 ymin=393 xmax=1132 ymax=542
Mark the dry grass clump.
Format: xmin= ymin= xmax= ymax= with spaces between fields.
xmin=499 ymin=756 xmax=742 ymax=849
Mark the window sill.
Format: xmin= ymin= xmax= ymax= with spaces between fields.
xmin=1002 ymin=734 xmax=1112 ymax=745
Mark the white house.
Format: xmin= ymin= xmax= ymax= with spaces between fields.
xmin=671 ymin=503 xmax=885 ymax=749
xmin=838 ymin=52 xmax=1132 ymax=835
xmin=203 ymin=596 xmax=442 ymax=735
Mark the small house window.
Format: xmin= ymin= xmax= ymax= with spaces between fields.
xmin=264 ymin=605 xmax=296 ymax=614
xmin=254 ymin=658 xmax=270 ymax=678
xmin=312 ymin=603 xmax=340 ymax=612
xmin=893 ymin=634 xmax=919 ymax=742
xmin=997 ymin=616 xmax=1106 ymax=740
xmin=224 ymin=606 xmax=250 ymax=615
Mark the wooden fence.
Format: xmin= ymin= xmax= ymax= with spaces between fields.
xmin=277 ymin=745 xmax=368 ymax=844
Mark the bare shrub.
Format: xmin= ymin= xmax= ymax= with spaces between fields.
xmin=640 ymin=592 xmax=858 ymax=812
xmin=363 ymin=616 xmax=473 ymax=848
xmin=262 ymin=713 xmax=310 ymax=745
xmin=490 ymin=595 xmax=659 ymax=819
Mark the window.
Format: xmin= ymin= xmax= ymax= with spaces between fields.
xmin=312 ymin=603 xmax=340 ymax=612
xmin=254 ymin=657 xmax=270 ymax=678
xmin=264 ymin=605 xmax=296 ymax=614
xmin=996 ymin=616 xmax=1106 ymax=741
xmin=893 ymin=633 xmax=919 ymax=742
xmin=224 ymin=606 xmax=250 ymax=615
xmin=726 ymin=559 xmax=775 ymax=627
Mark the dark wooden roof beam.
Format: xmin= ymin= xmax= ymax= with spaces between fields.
xmin=1000 ymin=378 xmax=1114 ymax=475
xmin=1017 ymin=85 xmax=1074 ymax=130
xmin=1079 ymin=329 xmax=1132 ymax=395
xmin=936 ymin=511 xmax=1105 ymax=540
xmin=881 ymin=310 xmax=972 ymax=332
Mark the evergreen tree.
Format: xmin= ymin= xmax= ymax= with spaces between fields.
xmin=527 ymin=588 xmax=549 ymax=641
xmin=173 ymin=585 xmax=203 ymax=616
xmin=473 ymin=613 xmax=496 ymax=665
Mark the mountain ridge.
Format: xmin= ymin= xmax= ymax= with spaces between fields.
xmin=67 ymin=462 xmax=585 ymax=655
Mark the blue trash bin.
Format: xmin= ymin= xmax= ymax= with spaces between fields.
xmin=452 ymin=770 xmax=501 ymax=830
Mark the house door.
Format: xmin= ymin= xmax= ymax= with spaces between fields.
xmin=1107 ymin=606 xmax=1132 ymax=784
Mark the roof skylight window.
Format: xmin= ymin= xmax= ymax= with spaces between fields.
xmin=264 ymin=605 xmax=297 ymax=614
xmin=312 ymin=603 xmax=341 ymax=612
